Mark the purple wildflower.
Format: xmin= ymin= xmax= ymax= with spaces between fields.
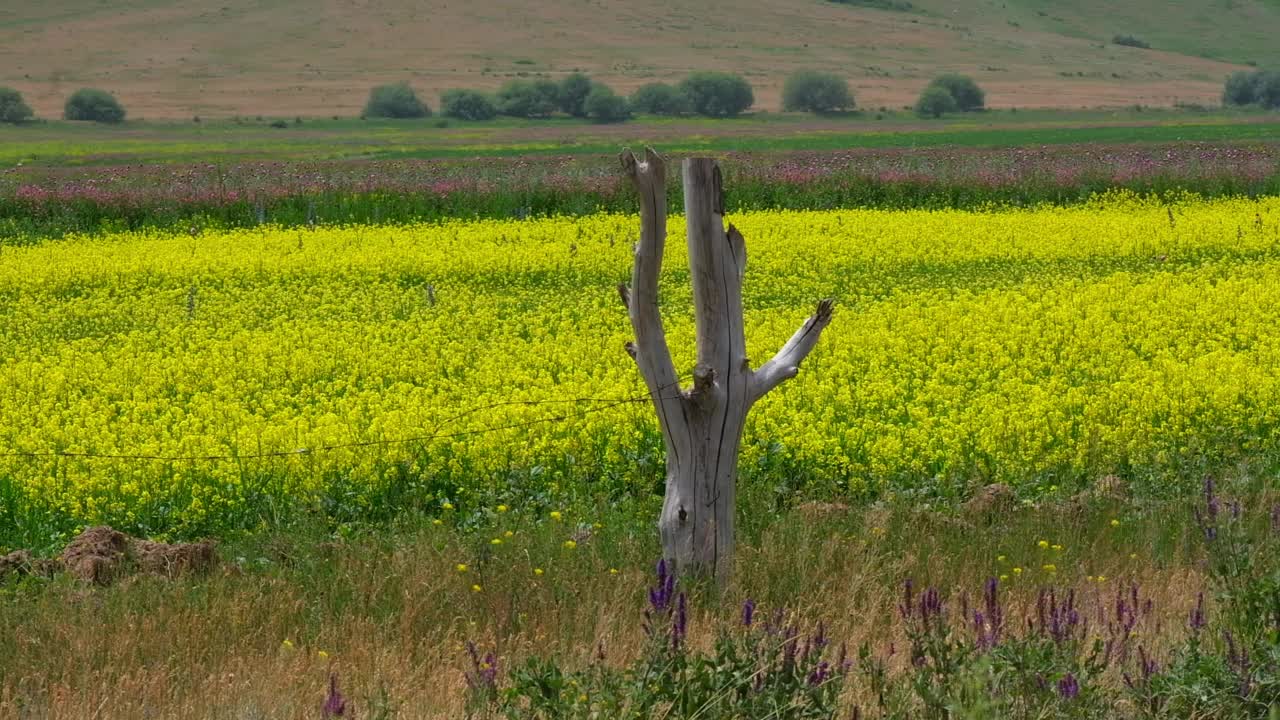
xmin=742 ymin=599 xmax=756 ymax=627
xmin=1188 ymin=592 xmax=1206 ymax=633
xmin=1057 ymin=672 xmax=1080 ymax=700
xmin=322 ymin=673 xmax=347 ymax=718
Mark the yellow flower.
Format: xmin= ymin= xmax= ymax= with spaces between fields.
xmin=432 ymin=519 xmax=443 ymax=526
xmin=534 ymin=568 xmax=544 ymax=576
xmin=280 ymin=638 xmax=295 ymax=650
xmin=1051 ymin=544 xmax=1063 ymax=552
xmin=577 ymin=694 xmax=588 ymax=703
xmin=317 ymin=650 xmax=329 ymax=660
xmin=490 ymin=538 xmax=502 ymax=546
xmin=1037 ymin=540 xmax=1050 ymax=549
xmin=999 ymin=574 xmax=1009 ymax=581
xmin=609 ymin=568 xmax=619 ymax=575
xmin=563 ymin=540 xmax=577 ymax=550
xmin=1042 ymin=564 xmax=1057 ymax=573
xmin=456 ymin=563 xmax=468 ymax=573
xmin=1097 ymin=575 xmax=1107 ymax=582
xmin=1110 ymin=519 xmax=1121 ymax=527
xmin=1013 ymin=567 xmax=1023 ymax=576
xmin=996 ymin=555 xmax=1006 ymax=563
xmin=497 ymin=504 xmax=508 ymax=513
xmin=443 ymin=502 xmax=454 ymax=511
xmin=593 ymin=522 xmax=603 ymax=530
xmin=472 ymin=584 xmax=483 ymax=593
xmin=504 ymin=530 xmax=514 ymax=538
xmin=1087 ymin=575 xmax=1096 ymax=582
xmin=1129 ymin=553 xmax=1137 ymax=560
xmin=550 ymin=511 xmax=563 ymax=521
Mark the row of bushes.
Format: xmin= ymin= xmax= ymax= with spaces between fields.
xmin=0 ymin=87 xmax=126 ymax=124
xmin=372 ymin=71 xmax=989 ymax=123
xmin=365 ymin=72 xmax=761 ymax=123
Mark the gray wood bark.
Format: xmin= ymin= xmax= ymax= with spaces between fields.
xmin=619 ymin=148 xmax=834 ymax=581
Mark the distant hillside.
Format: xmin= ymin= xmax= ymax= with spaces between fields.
xmin=0 ymin=0 xmax=1271 ymax=119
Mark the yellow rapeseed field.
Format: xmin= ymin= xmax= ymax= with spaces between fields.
xmin=2 ymin=193 xmax=1278 ymax=538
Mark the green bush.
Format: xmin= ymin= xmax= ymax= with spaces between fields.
xmin=1223 ymin=70 xmax=1280 ymax=109
xmin=1113 ymin=34 xmax=1151 ymax=49
xmin=440 ymin=89 xmax=498 ymax=121
xmin=557 ymin=73 xmax=593 ymax=118
xmin=1261 ymin=72 xmax=1280 ymax=109
xmin=628 ymin=82 xmax=691 ymax=116
xmin=495 ymin=79 xmax=560 ymax=118
xmin=363 ymin=82 xmax=429 ymax=119
xmin=915 ymin=85 xmax=957 ymax=118
xmin=1224 ymin=71 xmax=1260 ymax=106
xmin=678 ymin=72 xmax=755 ymax=118
xmin=583 ymin=83 xmax=629 ymax=123
xmin=782 ymin=70 xmax=855 ymax=113
xmin=63 ymin=88 xmax=126 ymax=123
xmin=927 ymin=74 xmax=985 ymax=112
xmin=0 ymin=87 xmax=33 ymax=124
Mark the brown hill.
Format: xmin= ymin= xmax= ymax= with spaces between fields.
xmin=0 ymin=0 xmax=1268 ymax=119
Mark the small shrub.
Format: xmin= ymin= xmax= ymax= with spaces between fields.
xmin=363 ymin=82 xmax=429 ymax=119
xmin=678 ymin=72 xmax=755 ymax=118
xmin=1113 ymin=34 xmax=1151 ymax=49
xmin=269 ymin=119 xmax=288 ymax=129
xmin=916 ymin=85 xmax=957 ymax=117
xmin=63 ymin=88 xmax=126 ymax=123
xmin=782 ymin=70 xmax=855 ymax=113
xmin=440 ymin=89 xmax=498 ymax=121
xmin=557 ymin=73 xmax=593 ymax=118
xmin=495 ymin=79 xmax=560 ymax=118
xmin=927 ymin=73 xmax=985 ymax=111
xmin=0 ymin=86 xmax=34 ymax=124
xmin=583 ymin=83 xmax=629 ymax=123
xmin=628 ymin=82 xmax=691 ymax=116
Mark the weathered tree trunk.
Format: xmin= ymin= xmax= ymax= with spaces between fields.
xmin=619 ymin=148 xmax=834 ymax=582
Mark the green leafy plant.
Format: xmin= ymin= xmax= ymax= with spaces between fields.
xmin=0 ymin=87 xmax=33 ymax=124
xmin=628 ymin=82 xmax=691 ymax=116
xmin=782 ymin=71 xmax=855 ymax=114
xmin=364 ymin=82 xmax=430 ymax=119
xmin=441 ymin=89 xmax=499 ymax=121
xmin=678 ymin=72 xmax=754 ymax=118
xmin=583 ymin=83 xmax=629 ymax=124
xmin=915 ymin=85 xmax=957 ymax=118
xmin=63 ymin=88 xmax=126 ymax=123
xmin=926 ymin=74 xmax=985 ymax=112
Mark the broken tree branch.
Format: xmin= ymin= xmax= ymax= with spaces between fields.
xmin=749 ymin=298 xmax=836 ymax=403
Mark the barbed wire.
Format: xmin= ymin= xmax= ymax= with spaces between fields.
xmin=0 ymin=376 xmax=691 ymax=464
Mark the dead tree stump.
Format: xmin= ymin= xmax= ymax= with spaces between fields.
xmin=619 ymin=148 xmax=834 ymax=581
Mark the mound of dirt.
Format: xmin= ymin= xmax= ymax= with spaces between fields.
xmin=962 ymin=483 xmax=1017 ymax=521
xmin=0 ymin=549 xmax=61 ymax=582
xmin=0 ymin=526 xmax=221 ymax=586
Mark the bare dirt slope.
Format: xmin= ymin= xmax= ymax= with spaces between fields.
xmin=0 ymin=0 xmax=1269 ymax=119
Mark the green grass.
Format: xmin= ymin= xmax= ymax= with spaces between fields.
xmin=3 ymin=108 xmax=1277 ymax=166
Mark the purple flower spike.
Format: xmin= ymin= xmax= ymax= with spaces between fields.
xmin=1189 ymin=592 xmax=1206 ymax=633
xmin=1057 ymin=672 xmax=1080 ymax=700
xmin=322 ymin=673 xmax=347 ymax=717
xmin=742 ymin=599 xmax=756 ymax=627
